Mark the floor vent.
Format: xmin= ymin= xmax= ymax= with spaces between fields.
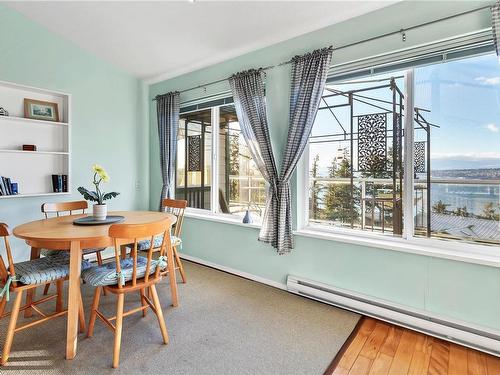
xmin=287 ymin=275 xmax=500 ymax=356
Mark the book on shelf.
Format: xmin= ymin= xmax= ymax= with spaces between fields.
xmin=0 ymin=177 xmax=6 ymax=195
xmin=0 ymin=176 xmax=19 ymax=196
xmin=6 ymin=177 xmax=12 ymax=194
xmin=52 ymin=174 xmax=68 ymax=193
xmin=62 ymin=174 xmax=68 ymax=192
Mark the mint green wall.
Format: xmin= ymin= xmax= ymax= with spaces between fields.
xmin=149 ymin=1 xmax=500 ymax=331
xmin=0 ymin=4 xmax=149 ymax=260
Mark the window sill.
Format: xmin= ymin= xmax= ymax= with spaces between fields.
xmin=184 ymin=209 xmax=262 ymax=230
xmin=294 ymin=227 xmax=500 ymax=268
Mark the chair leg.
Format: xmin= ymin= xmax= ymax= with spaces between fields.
xmin=56 ymin=280 xmax=63 ymax=313
xmin=43 ymin=283 xmax=51 ymax=295
xmin=24 ymin=287 xmax=36 ymax=318
xmin=78 ymin=288 xmax=86 ymax=333
xmin=96 ymin=252 xmax=107 ymax=296
xmin=112 ymin=293 xmax=125 ymax=368
xmin=96 ymin=251 xmax=103 ymax=266
xmin=24 ymin=247 xmax=40 ymax=317
xmin=139 ymin=288 xmax=147 ymax=317
xmin=0 ymin=296 xmax=7 ymax=318
xmin=150 ymin=284 xmax=169 ymax=345
xmin=87 ymin=287 xmax=102 ymax=338
xmin=1 ymin=291 xmax=23 ymax=365
xmin=173 ymin=246 xmax=187 ymax=283
xmin=120 ymin=245 xmax=127 ymax=260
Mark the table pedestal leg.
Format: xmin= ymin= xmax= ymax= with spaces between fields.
xmin=24 ymin=247 xmax=40 ymax=318
xmin=66 ymin=241 xmax=82 ymax=360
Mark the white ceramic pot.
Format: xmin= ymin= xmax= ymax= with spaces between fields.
xmin=93 ymin=204 xmax=107 ymax=221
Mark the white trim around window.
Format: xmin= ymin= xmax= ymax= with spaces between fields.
xmin=184 ymin=207 xmax=261 ymax=230
xmin=210 ymin=105 xmax=220 ymax=214
xmin=294 ymin=226 xmax=500 ymax=268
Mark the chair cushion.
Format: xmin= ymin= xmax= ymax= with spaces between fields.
xmin=81 ymin=256 xmax=166 ymax=287
xmin=41 ymin=248 xmax=106 ymax=257
xmin=14 ymin=252 xmax=92 ymax=285
xmin=126 ymin=235 xmax=181 ymax=251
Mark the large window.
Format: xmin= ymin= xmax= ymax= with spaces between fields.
xmin=176 ymin=103 xmax=265 ymax=221
xmin=305 ymin=52 xmax=500 ymax=247
xmin=413 ymin=54 xmax=500 ymax=245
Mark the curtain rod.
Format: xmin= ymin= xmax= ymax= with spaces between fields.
xmin=152 ymin=4 xmax=493 ymax=102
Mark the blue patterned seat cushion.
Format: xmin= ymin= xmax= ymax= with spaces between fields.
xmin=81 ymin=256 xmax=167 ymax=287
xmin=14 ymin=252 xmax=91 ymax=285
xmin=41 ymin=248 xmax=106 ymax=257
xmin=126 ymin=235 xmax=181 ymax=251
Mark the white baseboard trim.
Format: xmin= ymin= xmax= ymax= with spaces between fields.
xmin=287 ymin=275 xmax=500 ymax=357
xmin=178 ymin=253 xmax=287 ymax=291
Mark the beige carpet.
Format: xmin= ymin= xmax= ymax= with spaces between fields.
xmin=0 ymin=261 xmax=360 ymax=374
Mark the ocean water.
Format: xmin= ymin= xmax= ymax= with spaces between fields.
xmin=429 ymin=183 xmax=499 ymax=216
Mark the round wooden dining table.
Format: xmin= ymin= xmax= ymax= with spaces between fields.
xmin=13 ymin=210 xmax=178 ymax=360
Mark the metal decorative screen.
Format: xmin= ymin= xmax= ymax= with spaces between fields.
xmin=358 ymin=113 xmax=387 ymax=172
xmin=414 ymin=141 xmax=426 ymax=173
xmin=187 ymin=135 xmax=202 ymax=172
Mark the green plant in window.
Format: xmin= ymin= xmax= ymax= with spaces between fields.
xmin=453 ymin=206 xmax=469 ymax=217
xmin=481 ymin=202 xmax=499 ymax=221
xmin=324 ymin=159 xmax=360 ymax=225
xmin=229 ymin=129 xmax=240 ymax=201
xmin=432 ymin=200 xmax=450 ymax=214
xmin=310 ymin=154 xmax=323 ymax=220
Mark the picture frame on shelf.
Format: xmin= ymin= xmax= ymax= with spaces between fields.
xmin=24 ymin=98 xmax=59 ymax=122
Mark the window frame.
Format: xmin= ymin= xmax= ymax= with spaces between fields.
xmin=297 ymin=47 xmax=500 ymax=264
xmin=176 ymin=105 xmax=220 ymax=216
xmin=178 ymin=101 xmax=265 ymax=223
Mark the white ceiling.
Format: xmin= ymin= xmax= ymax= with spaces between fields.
xmin=6 ymin=1 xmax=396 ymax=82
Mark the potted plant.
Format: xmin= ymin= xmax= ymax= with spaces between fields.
xmin=78 ymin=164 xmax=119 ymax=220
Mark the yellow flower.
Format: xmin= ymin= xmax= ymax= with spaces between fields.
xmin=92 ymin=164 xmax=109 ymax=182
xmin=92 ymin=164 xmax=104 ymax=174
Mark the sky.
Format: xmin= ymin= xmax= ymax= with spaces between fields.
xmin=310 ymin=52 xmax=500 ymax=175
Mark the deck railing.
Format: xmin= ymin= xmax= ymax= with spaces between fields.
xmin=309 ymin=176 xmax=500 ymax=243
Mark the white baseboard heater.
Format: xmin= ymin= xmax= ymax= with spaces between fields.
xmin=287 ymin=275 xmax=500 ymax=356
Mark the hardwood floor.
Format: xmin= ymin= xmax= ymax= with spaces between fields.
xmin=326 ymin=317 xmax=500 ymax=375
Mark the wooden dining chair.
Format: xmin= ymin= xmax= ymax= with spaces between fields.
xmin=41 ymin=200 xmax=107 ymax=295
xmin=0 ymin=223 xmax=87 ymax=366
xmin=83 ymin=217 xmax=174 ymax=368
xmin=122 ymin=198 xmax=188 ymax=283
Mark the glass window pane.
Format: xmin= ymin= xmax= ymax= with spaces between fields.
xmin=218 ymin=105 xmax=265 ymax=222
xmin=308 ymin=74 xmax=405 ymax=237
xmin=176 ymin=109 xmax=212 ymax=210
xmin=413 ymin=53 xmax=500 ymax=245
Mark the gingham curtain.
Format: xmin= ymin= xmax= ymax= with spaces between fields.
xmin=229 ymin=69 xmax=280 ymax=245
xmin=493 ymin=1 xmax=500 ymax=57
xmin=156 ymin=91 xmax=180 ymax=210
xmin=274 ymin=46 xmax=334 ymax=253
xmin=229 ymin=48 xmax=333 ymax=254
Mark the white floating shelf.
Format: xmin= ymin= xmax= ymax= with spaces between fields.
xmin=0 ymin=79 xmax=71 ymax=198
xmin=0 ymin=192 xmax=71 ymax=199
xmin=0 ymin=149 xmax=69 ymax=155
xmin=0 ymin=115 xmax=68 ymax=127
